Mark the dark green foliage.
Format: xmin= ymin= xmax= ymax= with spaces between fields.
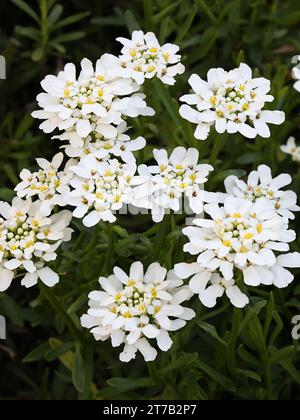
xmin=0 ymin=0 xmax=300 ymax=400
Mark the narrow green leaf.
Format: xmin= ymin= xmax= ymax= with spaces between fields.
xmin=72 ymin=344 xmax=86 ymax=393
xmin=196 ymin=359 xmax=236 ymax=392
xmin=124 ymin=10 xmax=141 ymax=33
xmin=23 ymin=342 xmax=51 ymax=363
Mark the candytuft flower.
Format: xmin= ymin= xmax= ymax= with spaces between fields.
xmin=281 ymin=137 xmax=300 ymax=163
xmin=179 ymin=63 xmax=285 ymax=140
xmin=32 ymin=55 xmax=154 ymax=138
xmin=65 ymin=155 xmax=145 ymax=227
xmin=0 ymin=197 xmax=73 ymax=292
xmin=224 ymin=165 xmax=300 ymax=220
xmin=81 ymin=261 xmax=195 ymax=362
xmin=116 ymin=31 xmax=185 ymax=85
xmin=55 ymin=122 xmax=146 ymax=164
xmin=135 ymin=147 xmax=213 ymax=222
xmin=15 ymin=153 xmax=73 ymax=216
xmin=176 ymin=195 xmax=299 ymax=308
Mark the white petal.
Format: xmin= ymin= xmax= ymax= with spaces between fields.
xmin=156 ymin=329 xmax=173 ymax=351
xmin=277 ymin=253 xmax=300 ymax=268
xmin=0 ymin=269 xmax=14 ymax=292
xmin=38 ymin=267 xmax=59 ymax=287
xmin=135 ymin=338 xmax=158 ymax=361
xmin=226 ymin=286 xmax=249 ymax=308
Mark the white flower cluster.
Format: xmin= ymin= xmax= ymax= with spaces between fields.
xmin=32 ymin=55 xmax=154 ymax=139
xmin=1 ymin=31 xmax=299 ymax=364
xmin=180 ymin=63 xmax=285 ymax=140
xmin=135 ymin=147 xmax=214 ymax=222
xmin=0 ymin=198 xmax=73 ymax=292
xmin=14 ymin=153 xmax=73 ymax=216
xmin=116 ymin=31 xmax=185 ymax=85
xmin=81 ymin=262 xmax=195 ymax=362
xmin=175 ymin=166 xmax=300 ymax=309
xmin=281 ymin=137 xmax=300 ymax=163
xmin=58 ymin=122 xmax=146 ymax=164
xmin=65 ymin=156 xmax=145 ymax=226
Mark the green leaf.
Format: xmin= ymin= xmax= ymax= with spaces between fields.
xmin=15 ymin=26 xmax=40 ymax=41
xmin=124 ymin=10 xmax=141 ymax=33
xmin=53 ymin=31 xmax=86 ymax=43
xmin=196 ymin=359 xmax=236 ymax=392
xmin=15 ymin=114 xmax=34 ymax=139
xmin=162 ymin=353 xmax=199 ymax=374
xmin=48 ymin=4 xmax=64 ymax=25
xmin=31 ymin=47 xmax=44 ymax=62
xmin=0 ymin=293 xmax=24 ymax=327
xmin=72 ymin=344 xmax=86 ymax=393
xmin=0 ymin=188 xmax=15 ymax=201
xmin=198 ymin=321 xmax=228 ymax=347
xmin=280 ymin=360 xmax=300 ymax=384
xmin=239 ymin=300 xmax=267 ymax=334
xmin=45 ymin=342 xmax=75 ymax=362
xmin=23 ymin=342 xmax=51 ymax=363
xmin=237 ymin=369 xmax=262 ymax=382
xmin=107 ymin=377 xmax=155 ymax=392
xmin=269 ymin=346 xmax=295 ymax=365
xmin=153 ymin=0 xmax=183 ymax=24
xmin=91 ymin=16 xmax=126 ymax=27
xmin=3 ymin=164 xmax=19 ymax=185
xmin=51 ymin=11 xmax=90 ymax=31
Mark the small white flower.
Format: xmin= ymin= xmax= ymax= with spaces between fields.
xmin=134 ymin=147 xmax=213 ymax=222
xmin=81 ymin=261 xmax=195 ymax=362
xmin=281 ymin=137 xmax=300 ymax=163
xmin=32 ymin=55 xmax=154 ymax=138
xmin=292 ymin=57 xmax=300 ymax=92
xmin=179 ymin=63 xmax=285 ymax=140
xmin=0 ymin=197 xmax=73 ymax=292
xmin=224 ymin=165 xmax=300 ymax=220
xmin=175 ymin=262 xmax=249 ymax=309
xmin=15 ymin=153 xmax=73 ymax=216
xmin=116 ymin=31 xmax=185 ymax=85
xmin=176 ymin=194 xmax=298 ymax=308
xmin=65 ymin=155 xmax=145 ymax=227
xmin=54 ymin=122 xmax=146 ymax=164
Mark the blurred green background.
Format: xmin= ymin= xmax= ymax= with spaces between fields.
xmin=0 ymin=0 xmax=300 ymax=400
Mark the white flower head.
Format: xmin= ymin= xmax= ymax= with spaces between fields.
xmin=14 ymin=153 xmax=74 ymax=216
xmin=81 ymin=261 xmax=195 ymax=362
xmin=281 ymin=137 xmax=300 ymax=163
xmin=32 ymin=55 xmax=154 ymax=138
xmin=0 ymin=197 xmax=73 ymax=292
xmin=116 ymin=31 xmax=185 ymax=85
xmin=180 ymin=63 xmax=285 ymax=140
xmin=224 ymin=165 xmax=300 ymax=220
xmin=176 ymin=195 xmax=299 ymax=308
xmin=65 ymin=155 xmax=145 ymax=227
xmin=134 ymin=147 xmax=214 ymax=222
xmin=54 ymin=122 xmax=146 ymax=164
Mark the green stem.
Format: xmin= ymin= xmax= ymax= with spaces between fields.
xmin=153 ymin=213 xmax=172 ymax=261
xmin=143 ymin=0 xmax=153 ymax=31
xmin=209 ymin=135 xmax=224 ymax=166
xmin=106 ymin=223 xmax=114 ymax=274
xmin=226 ymin=307 xmax=241 ymax=376
xmin=147 ymin=361 xmax=160 ymax=384
xmin=40 ymin=283 xmax=81 ymax=341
